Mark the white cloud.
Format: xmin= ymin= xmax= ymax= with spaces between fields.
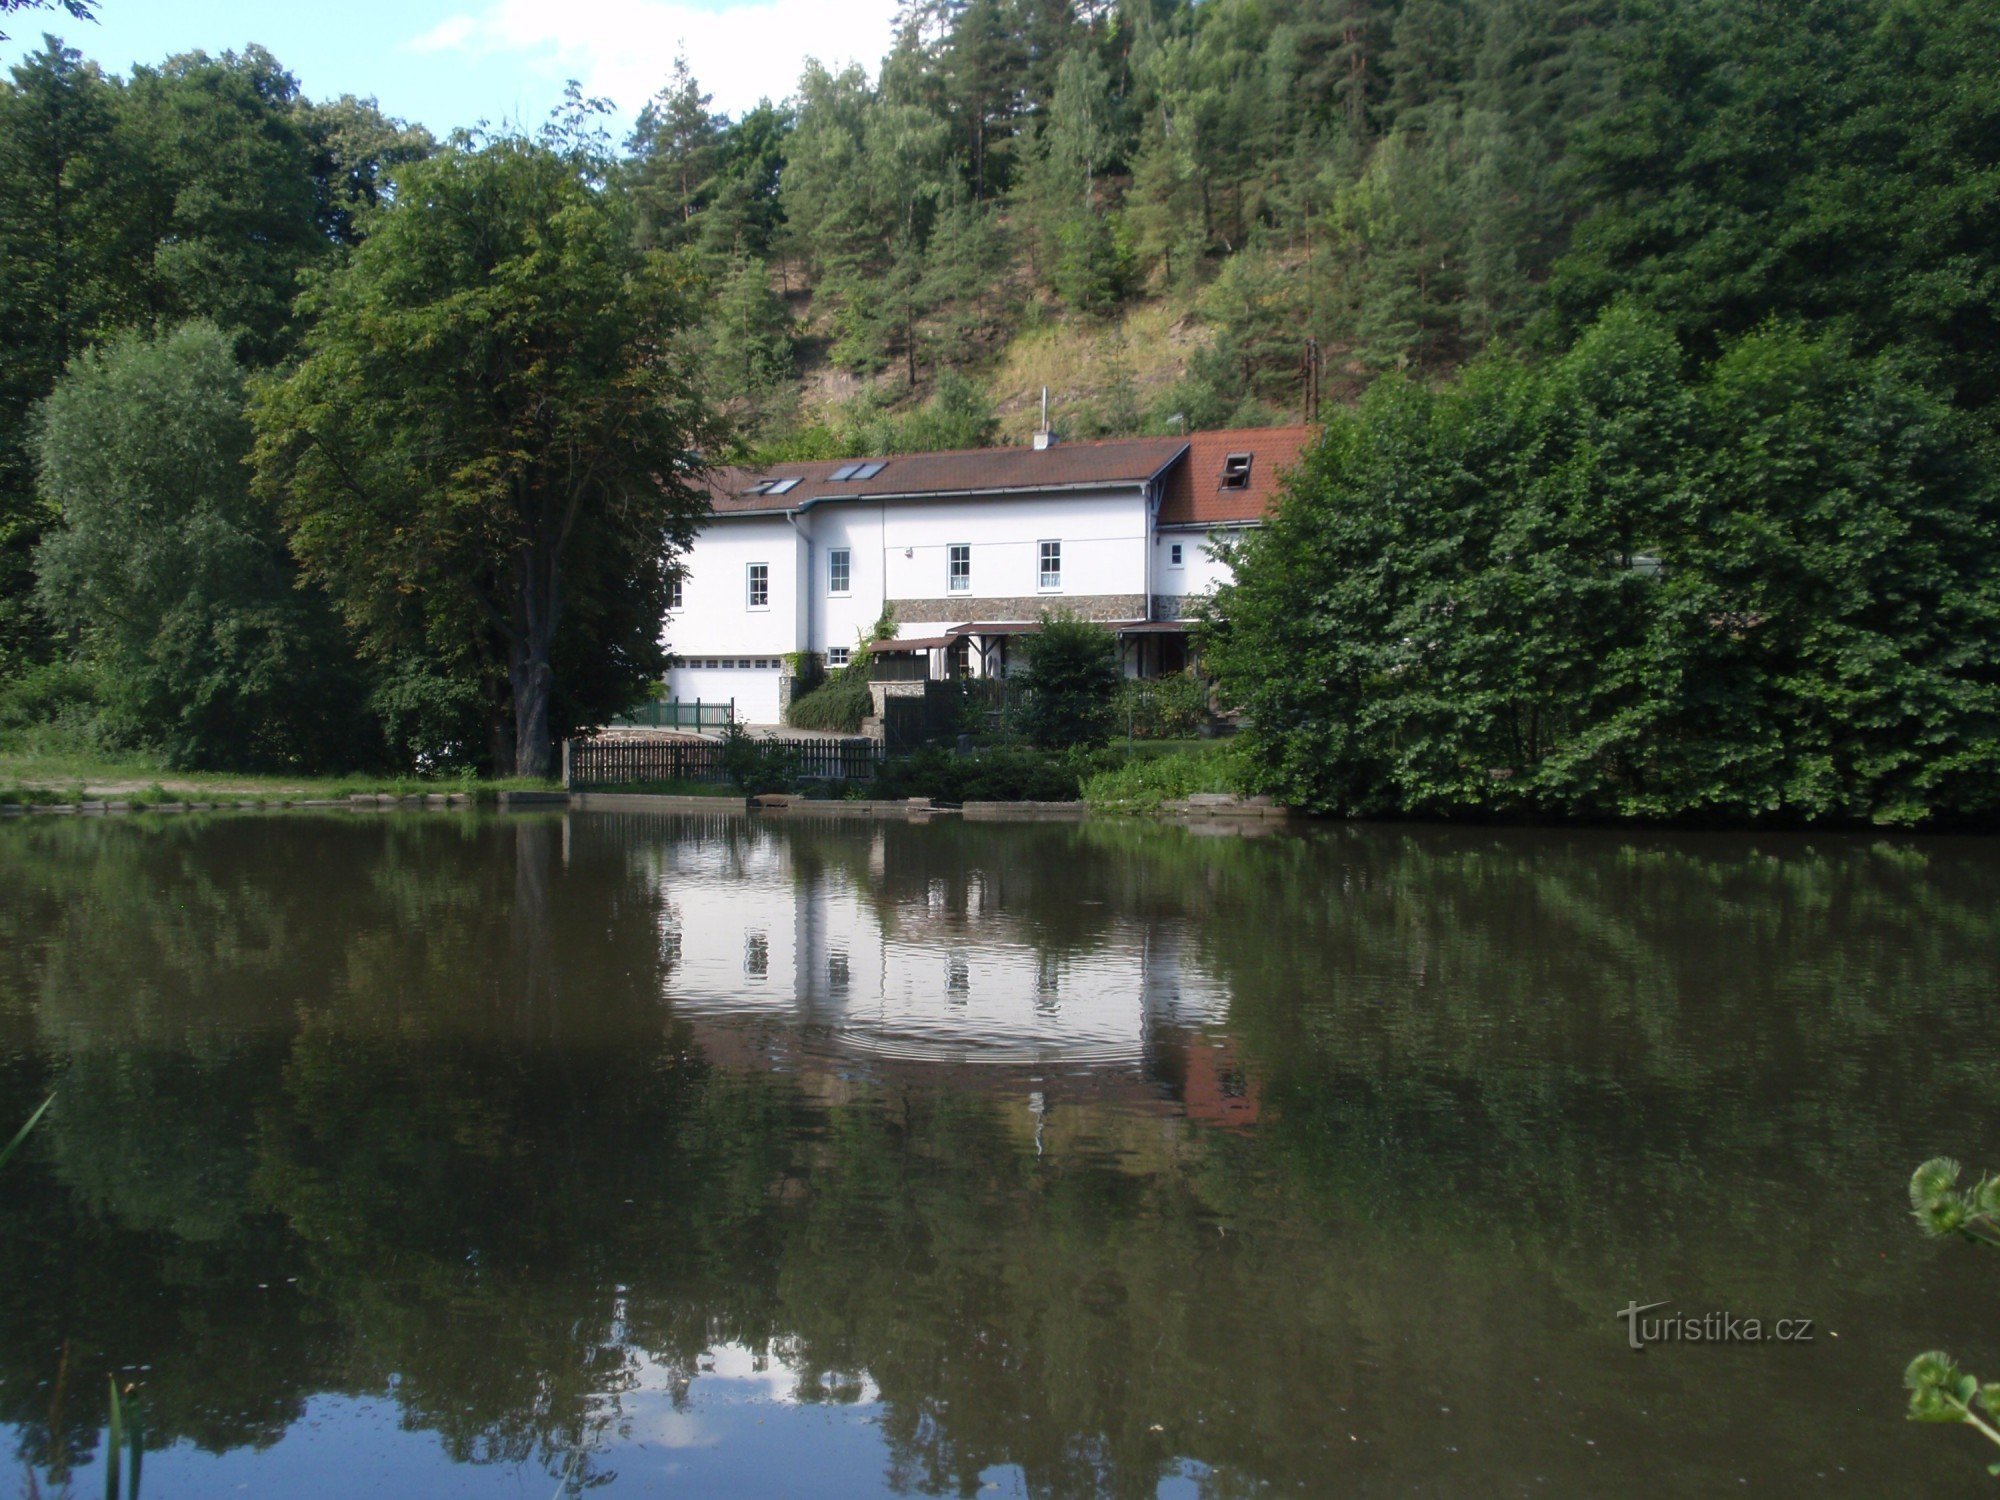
xmin=405 ymin=0 xmax=896 ymax=120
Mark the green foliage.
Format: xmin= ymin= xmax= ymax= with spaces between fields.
xmin=785 ymin=673 xmax=873 ymax=735
xmin=33 ymin=323 xmax=377 ymax=770
xmin=1550 ymin=0 xmax=2000 ymax=417
xmin=250 ymin=134 xmax=716 ymax=779
xmin=1013 ymin=613 xmax=1121 ymax=750
xmin=1209 ymin=310 xmax=2000 ymax=824
xmin=785 ymin=612 xmax=889 ymax=732
xmin=1910 ymin=1158 xmax=2000 ymax=1247
xmin=871 ymin=742 xmax=1114 ymax=803
xmin=0 ymin=658 xmax=97 ymax=732
xmin=1110 ymin=673 xmax=1211 ymax=739
xmin=1904 ymin=1350 xmax=2000 ymax=1469
xmin=1080 ymin=743 xmax=1244 ymax=812
xmin=716 ymin=721 xmax=799 ymax=794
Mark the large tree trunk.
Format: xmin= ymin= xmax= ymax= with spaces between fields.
xmin=510 ymin=540 xmax=561 ymax=780
xmin=511 ymin=635 xmax=555 ymax=779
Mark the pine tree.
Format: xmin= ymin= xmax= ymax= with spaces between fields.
xmin=626 ymin=53 xmax=723 ymax=251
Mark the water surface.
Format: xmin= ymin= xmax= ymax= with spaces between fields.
xmin=0 ymin=810 xmax=1995 ymax=1495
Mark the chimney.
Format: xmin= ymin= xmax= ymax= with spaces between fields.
xmin=1033 ymin=385 xmax=1057 ymax=449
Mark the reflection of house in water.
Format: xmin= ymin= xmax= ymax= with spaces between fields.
xmin=629 ymin=817 xmax=1256 ymax=1125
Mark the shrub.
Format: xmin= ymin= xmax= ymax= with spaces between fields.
xmin=1081 ymin=744 xmax=1244 ymax=812
xmin=786 ymin=671 xmax=873 ymax=733
xmin=872 ymin=744 xmax=1118 ymax=803
xmin=717 ymin=723 xmax=799 ymax=794
xmin=1013 ymin=613 xmax=1120 ymax=749
xmin=786 ymin=611 xmax=891 ymax=734
xmin=1111 ymin=673 xmax=1210 ymax=739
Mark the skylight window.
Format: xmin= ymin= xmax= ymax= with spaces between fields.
xmin=829 ymin=463 xmax=862 ymax=481
xmin=852 ymin=461 xmax=887 ymax=479
xmin=1221 ymin=453 xmax=1253 ymax=489
xmin=766 ymin=477 xmax=800 ymax=494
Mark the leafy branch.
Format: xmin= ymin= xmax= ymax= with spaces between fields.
xmin=1906 ymin=1352 xmax=2000 ymax=1474
xmin=1911 ymin=1157 xmax=2000 ymax=1249
xmin=1906 ymin=1158 xmax=2000 ymax=1479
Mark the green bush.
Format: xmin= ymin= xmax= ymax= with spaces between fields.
xmin=1013 ymin=613 xmax=1120 ymax=749
xmin=1111 ymin=674 xmax=1211 ymax=739
xmin=717 ymin=723 xmax=799 ymax=794
xmin=1209 ymin=311 xmax=2000 ymax=825
xmin=1081 ymin=744 xmax=1244 ymax=812
xmin=786 ymin=671 xmax=873 ymax=733
xmin=872 ymin=743 xmax=1118 ymax=803
xmin=786 ymin=612 xmax=891 ymax=734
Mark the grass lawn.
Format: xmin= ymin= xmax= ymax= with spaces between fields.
xmin=0 ymin=738 xmax=560 ymax=806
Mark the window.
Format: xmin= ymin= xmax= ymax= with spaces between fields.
xmin=829 ymin=463 xmax=862 ymax=481
xmin=948 ymin=544 xmax=970 ymax=592
xmin=766 ymin=477 xmax=799 ymax=495
xmin=829 ymin=461 xmax=886 ymax=482
xmin=747 ymin=563 xmax=769 ymax=609
xmin=828 ymin=548 xmax=851 ymax=595
xmin=851 ymin=460 xmax=886 ymax=479
xmin=1168 ymin=543 xmax=1183 ymax=568
xmin=827 ymin=646 xmax=851 ymax=668
xmin=745 ymin=932 xmax=768 ymax=978
xmin=1221 ymin=453 xmax=1253 ymax=489
xmin=1038 ymin=540 xmax=1061 ymax=590
xmin=668 ymin=576 xmax=684 ymax=608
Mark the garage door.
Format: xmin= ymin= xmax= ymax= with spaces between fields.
xmin=665 ymin=661 xmax=784 ymax=724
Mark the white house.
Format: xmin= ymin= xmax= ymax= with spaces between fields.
xmin=661 ymin=425 xmax=1313 ymax=724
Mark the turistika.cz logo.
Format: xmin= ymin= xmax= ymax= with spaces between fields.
xmin=1616 ymin=1300 xmax=1816 ymax=1351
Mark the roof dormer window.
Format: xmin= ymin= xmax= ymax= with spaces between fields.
xmin=1221 ymin=453 xmax=1253 ymax=490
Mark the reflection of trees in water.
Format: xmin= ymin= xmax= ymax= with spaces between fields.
xmin=0 ymin=815 xmax=1994 ymax=1494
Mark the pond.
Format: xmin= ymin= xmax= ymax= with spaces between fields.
xmin=0 ymin=809 xmax=1996 ymax=1496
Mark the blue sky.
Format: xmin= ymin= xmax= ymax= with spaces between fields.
xmin=0 ymin=0 xmax=896 ymax=135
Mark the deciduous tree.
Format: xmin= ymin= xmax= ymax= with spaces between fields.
xmin=250 ymin=136 xmax=717 ymax=778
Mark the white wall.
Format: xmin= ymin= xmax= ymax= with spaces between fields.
xmin=664 ymin=517 xmax=801 ymax=658
xmin=662 ymin=515 xmax=798 ymax=720
xmin=875 ymin=489 xmax=1149 ymax=630
xmin=1152 ymin=525 xmax=1243 ymax=613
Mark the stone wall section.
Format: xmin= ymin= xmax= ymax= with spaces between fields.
xmin=889 ymin=594 xmax=1146 ymax=625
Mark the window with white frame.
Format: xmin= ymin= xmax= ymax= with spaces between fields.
xmin=827 ymin=646 xmax=851 ymax=668
xmin=668 ymin=576 xmax=684 ymax=608
xmin=948 ymin=543 xmax=970 ymax=592
xmin=747 ymin=562 xmax=769 ymax=609
xmin=828 ymin=547 xmax=850 ymax=595
xmin=1038 ymin=540 xmax=1061 ymax=590
xmin=1168 ymin=542 xmax=1184 ymax=568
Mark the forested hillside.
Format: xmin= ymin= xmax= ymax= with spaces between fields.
xmin=618 ymin=0 xmax=1999 ymax=456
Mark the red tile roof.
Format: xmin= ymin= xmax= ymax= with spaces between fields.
xmin=699 ymin=425 xmax=1316 ymax=524
xmin=1155 ymin=426 xmax=1315 ymax=527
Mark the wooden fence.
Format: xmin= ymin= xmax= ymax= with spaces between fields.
xmin=565 ymin=735 xmax=878 ymax=790
xmin=611 ymin=699 xmax=735 ymax=730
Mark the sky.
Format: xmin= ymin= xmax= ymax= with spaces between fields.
xmin=0 ymin=0 xmax=899 ymax=135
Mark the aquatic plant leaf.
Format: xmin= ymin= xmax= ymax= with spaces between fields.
xmin=0 ymin=1094 xmax=53 ymax=1170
